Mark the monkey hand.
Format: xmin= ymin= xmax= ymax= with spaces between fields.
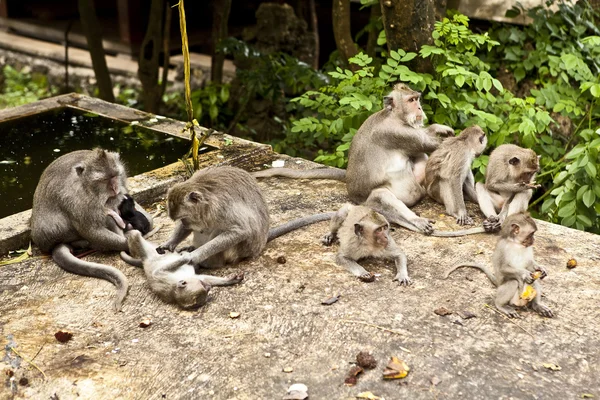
xmin=524 ymin=273 xmax=535 ymax=284
xmin=517 ymin=182 xmax=540 ymax=190
xmin=226 ymin=272 xmax=245 ymax=284
xmin=456 ymin=213 xmax=474 ymax=226
xmin=321 ymin=232 xmax=339 ymax=246
xmin=393 ymin=274 xmax=412 ymax=286
xmin=156 ymin=243 xmax=177 ymax=254
xmin=430 ymin=124 xmax=455 ymax=137
xmin=358 ymin=272 xmax=376 ymax=283
xmin=411 ymin=217 xmax=434 ymax=235
xmin=483 ymin=216 xmax=501 ymax=233
xmin=534 ymin=266 xmax=548 ymax=280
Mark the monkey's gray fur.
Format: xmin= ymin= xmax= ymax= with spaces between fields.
xmin=444 ymin=213 xmax=553 ymax=318
xmin=30 ymin=148 xmax=152 ymax=311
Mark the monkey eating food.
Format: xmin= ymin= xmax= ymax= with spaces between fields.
xmin=424 ymin=125 xmax=487 ymax=225
xmin=121 ymin=230 xmax=243 ymax=309
xmin=30 ymin=148 xmax=151 ymax=311
xmin=444 ymin=213 xmax=553 ymax=318
xmin=322 ymin=203 xmax=410 ymax=285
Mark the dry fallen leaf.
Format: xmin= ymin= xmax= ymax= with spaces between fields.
xmin=542 ymin=363 xmax=561 ymax=371
xmin=54 ymin=330 xmax=73 ymax=343
xmin=321 ymin=294 xmax=341 ymax=305
xmin=382 ymin=357 xmax=410 ymax=379
xmin=567 ymin=258 xmax=577 ymax=269
xmin=344 ymin=365 xmax=364 ymax=386
xmin=356 ymin=351 xmax=377 ymax=369
xmin=229 ymin=312 xmax=241 ymax=319
xmin=356 ymin=392 xmax=382 ymax=400
xmin=139 ymin=317 xmax=152 ymax=328
xmin=430 ymin=376 xmax=441 ymax=386
xmin=459 ymin=310 xmax=476 ymax=319
xmin=434 ymin=307 xmax=452 ymax=316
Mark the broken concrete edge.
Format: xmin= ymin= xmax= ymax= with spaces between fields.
xmin=0 ymin=94 xmax=279 ymax=256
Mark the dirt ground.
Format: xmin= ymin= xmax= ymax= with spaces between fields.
xmin=1 ymin=166 xmax=600 ymax=400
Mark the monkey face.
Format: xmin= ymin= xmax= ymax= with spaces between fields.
xmin=372 ymin=225 xmax=389 ymax=248
xmin=175 ymin=278 xmax=211 ymax=309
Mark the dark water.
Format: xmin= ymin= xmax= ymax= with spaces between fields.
xmin=0 ymin=108 xmax=200 ymax=219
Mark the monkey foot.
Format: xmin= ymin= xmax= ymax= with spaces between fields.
xmin=227 ymin=272 xmax=245 ymax=284
xmin=321 ymin=233 xmax=338 ymax=247
xmin=412 ymin=217 xmax=434 ymax=235
xmin=358 ymin=272 xmax=376 ymax=283
xmin=499 ymin=307 xmax=521 ymax=318
xmin=393 ymin=275 xmax=413 ymax=286
xmin=483 ymin=216 xmax=501 ymax=233
xmin=456 ymin=215 xmax=474 ymax=226
xmin=532 ymin=304 xmax=554 ymax=318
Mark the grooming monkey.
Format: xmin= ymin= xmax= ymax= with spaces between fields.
xmin=30 ymin=149 xmax=151 ymax=311
xmin=322 ymin=203 xmax=410 ymax=284
xmin=254 ymin=83 xmax=454 ymax=234
xmin=476 ymin=144 xmax=540 ymax=225
xmin=121 ymin=230 xmax=243 ymax=309
xmin=444 ymin=213 xmax=553 ymax=318
xmin=156 ymin=166 xmax=334 ymax=268
xmin=424 ymin=125 xmax=487 ymax=225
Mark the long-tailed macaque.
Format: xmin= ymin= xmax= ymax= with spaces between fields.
xmin=322 ymin=203 xmax=410 ymax=285
xmin=424 ymin=126 xmax=487 ymax=225
xmin=476 ymin=144 xmax=540 ymax=224
xmin=30 ymin=149 xmax=152 ymax=311
xmin=253 ymin=83 xmax=454 ymax=235
xmin=156 ymin=166 xmax=334 ymax=267
xmin=121 ymin=230 xmax=243 ymax=309
xmin=444 ymin=213 xmax=553 ymax=318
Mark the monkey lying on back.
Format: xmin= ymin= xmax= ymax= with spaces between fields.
xmin=322 ymin=203 xmax=410 ymax=285
xmin=444 ymin=213 xmax=553 ymax=318
xmin=156 ymin=166 xmax=334 ymax=268
xmin=476 ymin=144 xmax=540 ymax=225
xmin=121 ymin=230 xmax=243 ymax=309
xmin=31 ymin=148 xmax=152 ymax=311
xmin=424 ymin=125 xmax=487 ymax=226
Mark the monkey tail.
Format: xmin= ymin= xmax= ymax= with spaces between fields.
xmin=120 ymin=251 xmax=144 ymax=268
xmin=268 ymin=212 xmax=335 ymax=241
xmin=52 ymin=244 xmax=129 ymax=312
xmin=252 ymin=167 xmax=346 ymax=181
xmin=444 ymin=263 xmax=498 ymax=286
xmin=430 ymin=227 xmax=488 ymax=237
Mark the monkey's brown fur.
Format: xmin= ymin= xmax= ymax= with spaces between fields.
xmin=424 ymin=125 xmax=487 ymax=225
xmin=444 ymin=213 xmax=553 ymax=318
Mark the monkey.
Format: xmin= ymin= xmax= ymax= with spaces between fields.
xmin=118 ymin=194 xmax=152 ymax=235
xmin=253 ymin=84 xmax=493 ymax=236
xmin=30 ymin=148 xmax=152 ymax=311
xmin=120 ymin=230 xmax=243 ymax=309
xmin=444 ymin=213 xmax=553 ymax=318
xmin=475 ymin=144 xmax=541 ymax=225
xmin=424 ymin=125 xmax=487 ymax=226
xmin=156 ymin=166 xmax=334 ymax=268
xmin=321 ymin=203 xmax=410 ymax=285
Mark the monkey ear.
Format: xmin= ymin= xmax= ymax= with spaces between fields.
xmin=74 ymin=164 xmax=85 ymax=176
xmin=509 ymin=157 xmax=520 ymax=166
xmin=354 ymin=223 xmax=364 ymax=237
xmin=177 ymin=280 xmax=187 ymax=289
xmin=383 ymin=96 xmax=394 ymax=111
xmin=187 ymin=191 xmax=205 ymax=204
xmin=511 ymin=223 xmax=520 ymax=235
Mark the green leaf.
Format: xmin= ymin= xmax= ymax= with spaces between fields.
xmin=583 ymin=189 xmax=596 ymax=208
xmin=565 ymin=146 xmax=586 ymax=159
xmin=455 ymin=75 xmax=465 ymax=87
xmin=557 ymin=200 xmax=576 ymax=218
xmin=590 ymin=84 xmax=600 ymax=98
xmin=400 ymin=53 xmax=417 ymax=62
xmin=585 ymin=162 xmax=597 ymax=178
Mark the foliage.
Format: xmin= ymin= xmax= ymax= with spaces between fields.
xmin=287 ymin=6 xmax=600 ymax=233
xmin=0 ymin=65 xmax=58 ymax=109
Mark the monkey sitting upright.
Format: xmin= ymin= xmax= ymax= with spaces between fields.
xmin=157 ymin=166 xmax=334 ymax=268
xmin=475 ymin=144 xmax=540 ymax=225
xmin=322 ymin=203 xmax=410 ymax=285
xmin=30 ymin=148 xmax=151 ymax=311
xmin=444 ymin=213 xmax=553 ymax=318
xmin=424 ymin=125 xmax=487 ymax=226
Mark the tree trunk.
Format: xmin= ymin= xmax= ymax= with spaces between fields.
xmin=159 ymin=1 xmax=172 ymax=100
xmin=211 ymin=0 xmax=232 ymax=84
xmin=380 ymin=0 xmax=435 ymax=73
xmin=366 ymin=2 xmax=382 ymax=57
xmin=332 ymin=0 xmax=358 ymax=69
xmin=308 ymin=0 xmax=320 ymax=69
xmin=78 ymin=0 xmax=114 ymax=102
xmin=138 ymin=0 xmax=165 ymax=113
xmin=434 ymin=0 xmax=448 ymax=20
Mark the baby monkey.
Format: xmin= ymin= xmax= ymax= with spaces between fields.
xmin=322 ymin=203 xmax=410 ymax=285
xmin=121 ymin=230 xmax=243 ymax=309
xmin=118 ymin=194 xmax=152 ymax=234
xmin=424 ymin=125 xmax=487 ymax=225
xmin=444 ymin=213 xmax=553 ymax=318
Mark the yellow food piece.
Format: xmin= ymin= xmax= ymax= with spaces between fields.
xmin=520 ymin=285 xmax=537 ymax=302
xmin=382 ymin=357 xmax=410 ymax=379
xmin=567 ymin=258 xmax=577 ymax=269
xmin=531 ymin=270 xmax=543 ymax=280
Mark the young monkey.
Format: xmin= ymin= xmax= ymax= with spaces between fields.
xmin=322 ymin=203 xmax=410 ymax=285
xmin=476 ymin=144 xmax=541 ymax=225
xmin=444 ymin=213 xmax=553 ymax=318
xmin=121 ymin=230 xmax=243 ymax=309
xmin=424 ymin=125 xmax=487 ymax=225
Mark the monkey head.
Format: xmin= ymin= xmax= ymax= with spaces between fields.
xmin=507 ymin=148 xmax=540 ymax=183
xmin=354 ymin=211 xmax=390 ymax=249
xmin=383 ymin=83 xmax=426 ymax=128
xmin=460 ymin=125 xmax=487 ymax=156
xmin=165 ymin=183 xmax=208 ymax=229
xmin=118 ymin=194 xmax=136 ymax=218
xmin=501 ymin=212 xmax=537 ymax=247
xmin=173 ymin=278 xmax=211 ymax=309
xmin=75 ymin=148 xmax=127 ymax=201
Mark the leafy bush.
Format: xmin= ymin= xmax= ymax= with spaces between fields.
xmin=287 ymin=7 xmax=600 ymax=233
xmin=0 ymin=65 xmax=57 ymax=109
